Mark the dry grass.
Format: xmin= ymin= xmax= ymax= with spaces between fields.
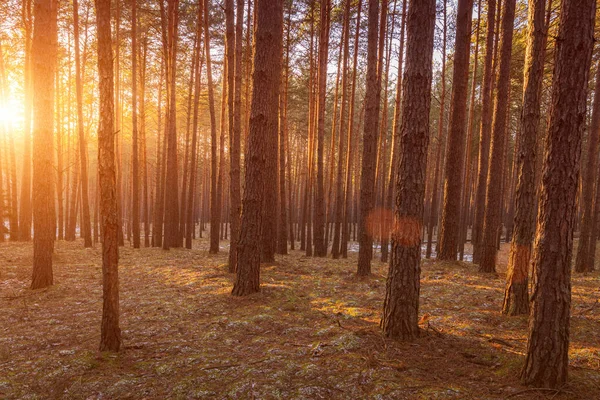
xmin=0 ymin=237 xmax=599 ymax=399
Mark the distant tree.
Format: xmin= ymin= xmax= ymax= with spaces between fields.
xmin=381 ymin=0 xmax=435 ymax=341
xmin=204 ymin=0 xmax=220 ymax=255
xmin=574 ymin=60 xmax=600 ymax=273
xmin=73 ymin=0 xmax=92 ymax=248
xmin=472 ymin=0 xmax=496 ymax=264
xmin=30 ymin=0 xmax=57 ymax=289
xmin=425 ymin=0 xmax=447 ymax=259
xmin=130 ymin=0 xmax=140 ymax=249
xmin=19 ymin=0 xmax=33 ymax=242
xmin=479 ymin=0 xmax=517 ymax=273
xmin=162 ymin=0 xmax=180 ymax=250
xmin=232 ymin=0 xmax=283 ymax=296
xmin=437 ymin=0 xmax=473 ymax=260
xmin=521 ymin=0 xmax=595 ymax=387
xmin=357 ymin=0 xmax=381 ymax=276
xmin=503 ymin=0 xmax=547 ymax=315
xmin=95 ymin=0 xmax=121 ymax=352
xmin=313 ymin=0 xmax=331 ymax=258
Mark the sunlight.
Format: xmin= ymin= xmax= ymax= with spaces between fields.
xmin=0 ymin=102 xmax=20 ymax=127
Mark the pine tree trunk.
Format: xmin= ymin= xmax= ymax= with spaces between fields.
xmin=503 ymin=0 xmax=547 ymax=316
xmin=521 ymin=0 xmax=595 ymax=387
xmin=73 ymin=0 xmax=92 ymax=248
xmin=437 ymin=0 xmax=473 ymax=260
xmin=381 ymin=0 xmax=435 ymax=341
xmin=479 ymin=0 xmax=517 ymax=273
xmin=357 ymin=0 xmax=382 ymax=276
xmin=574 ymin=60 xmax=600 ymax=273
xmin=232 ymin=0 xmax=283 ymax=296
xmin=130 ymin=0 xmax=140 ymax=249
xmin=19 ymin=0 xmax=33 ymax=241
xmin=30 ymin=0 xmax=57 ymax=290
xmin=227 ymin=0 xmax=243 ymax=269
xmin=425 ymin=0 xmax=446 ymax=259
xmin=163 ymin=0 xmax=180 ymax=250
xmin=204 ymin=0 xmax=220 ymax=254
xmin=96 ymin=0 xmax=121 ymax=352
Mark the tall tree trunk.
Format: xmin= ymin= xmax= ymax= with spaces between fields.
xmin=140 ymin=35 xmax=150 ymax=247
xmin=357 ymin=0 xmax=382 ymax=276
xmin=503 ymin=0 xmax=547 ymax=315
xmin=31 ymin=0 xmax=57 ymax=289
xmin=278 ymin=5 xmax=291 ymax=256
xmin=314 ymin=0 xmax=331 ymax=257
xmin=425 ymin=0 xmax=446 ymax=259
xmin=574 ymin=59 xmax=600 ymax=272
xmin=381 ymin=0 xmax=406 ymax=263
xmin=73 ymin=0 xmax=92 ymax=248
xmin=130 ymin=0 xmax=140 ymax=248
xmin=232 ymin=0 xmax=283 ymax=296
xmin=205 ymin=0 xmax=220 ymax=254
xmin=521 ymin=0 xmax=595 ymax=387
xmin=162 ymin=0 xmax=180 ymax=250
xmin=96 ymin=0 xmax=121 ymax=352
xmin=19 ymin=0 xmax=33 ymax=241
xmin=479 ymin=0 xmax=517 ymax=272
xmin=458 ymin=0 xmax=481 ymax=261
xmin=472 ymin=0 xmax=497 ymax=264
xmin=381 ymin=0 xmax=435 ymax=341
xmin=437 ymin=0 xmax=473 ymax=260
xmin=227 ymin=0 xmax=243 ymax=269
xmin=332 ymin=0 xmax=352 ymax=259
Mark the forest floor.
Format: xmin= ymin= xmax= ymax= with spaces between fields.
xmin=0 ymin=237 xmax=599 ymax=400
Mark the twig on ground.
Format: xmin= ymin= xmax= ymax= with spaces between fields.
xmin=504 ymin=387 xmax=574 ymax=399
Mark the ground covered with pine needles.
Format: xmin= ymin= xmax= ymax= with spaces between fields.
xmin=0 ymin=237 xmax=599 ymax=399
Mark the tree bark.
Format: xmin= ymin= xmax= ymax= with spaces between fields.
xmin=381 ymin=0 xmax=435 ymax=341
xmin=473 ymin=0 xmax=496 ymax=264
xmin=437 ymin=0 xmax=473 ymax=261
xmin=357 ymin=0 xmax=381 ymax=276
xmin=95 ymin=0 xmax=121 ymax=352
xmin=130 ymin=0 xmax=140 ymax=249
xmin=232 ymin=0 xmax=283 ymax=296
xmin=31 ymin=0 xmax=57 ymax=290
xmin=521 ymin=0 xmax=595 ymax=387
xmin=479 ymin=0 xmax=517 ymax=272
xmin=503 ymin=0 xmax=547 ymax=315
xmin=204 ymin=0 xmax=220 ymax=254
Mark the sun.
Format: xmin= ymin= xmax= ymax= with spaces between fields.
xmin=0 ymin=101 xmax=21 ymax=127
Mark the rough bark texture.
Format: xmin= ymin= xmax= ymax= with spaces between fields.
xmin=437 ymin=0 xmax=473 ymax=260
xmin=503 ymin=0 xmax=547 ymax=316
xmin=341 ymin=0 xmax=361 ymax=259
xmin=381 ymin=0 xmax=435 ymax=341
xmin=521 ymin=0 xmax=595 ymax=387
xmin=205 ymin=0 xmax=220 ymax=254
xmin=479 ymin=0 xmax=517 ymax=273
xmin=574 ymin=60 xmax=600 ymax=273
xmin=95 ymin=0 xmax=121 ymax=352
xmin=313 ymin=0 xmax=330 ymax=258
xmin=332 ymin=0 xmax=351 ymax=260
xmin=227 ymin=0 xmax=242 ymax=270
xmin=31 ymin=0 xmax=57 ymax=290
xmin=232 ymin=0 xmax=283 ymax=296
xmin=472 ymin=0 xmax=496 ymax=264
xmin=425 ymin=0 xmax=446 ymax=259
xmin=163 ymin=0 xmax=180 ymax=250
xmin=357 ymin=0 xmax=380 ymax=276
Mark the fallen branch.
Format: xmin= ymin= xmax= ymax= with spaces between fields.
xmin=504 ymin=387 xmax=574 ymax=399
xmin=201 ymin=358 xmax=270 ymax=371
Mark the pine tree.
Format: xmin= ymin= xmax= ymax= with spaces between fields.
xmin=381 ymin=0 xmax=435 ymax=341
xmin=521 ymin=0 xmax=595 ymax=387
